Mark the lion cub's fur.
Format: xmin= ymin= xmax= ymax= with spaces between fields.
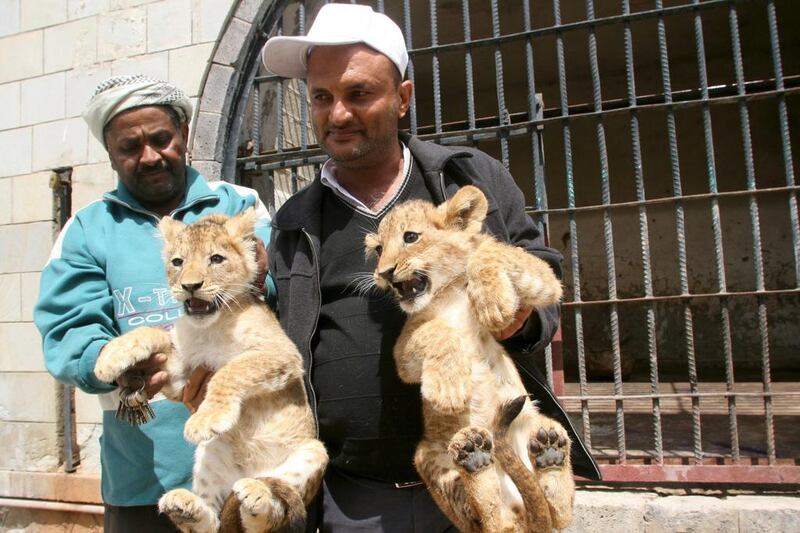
xmin=365 ymin=186 xmax=574 ymax=533
xmin=94 ymin=209 xmax=327 ymax=533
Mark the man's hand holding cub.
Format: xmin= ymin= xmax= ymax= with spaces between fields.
xmin=93 ymin=327 xmax=172 ymax=399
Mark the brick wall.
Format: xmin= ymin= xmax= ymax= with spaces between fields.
xmin=0 ymin=0 xmax=236 ymax=497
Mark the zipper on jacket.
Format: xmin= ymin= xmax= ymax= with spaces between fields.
xmin=438 ymin=171 xmax=447 ymax=200
xmin=301 ymin=227 xmax=322 ymax=435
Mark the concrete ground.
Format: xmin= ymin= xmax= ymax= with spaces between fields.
xmin=2 ymin=489 xmax=799 ymax=532
xmin=564 ymin=489 xmax=800 ymax=533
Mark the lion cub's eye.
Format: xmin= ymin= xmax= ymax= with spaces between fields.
xmin=209 ymin=254 xmax=225 ymax=264
xmin=171 ymin=258 xmax=184 ymax=267
xmin=375 ymin=245 xmax=383 ymax=256
xmin=403 ymin=231 xmax=420 ymax=244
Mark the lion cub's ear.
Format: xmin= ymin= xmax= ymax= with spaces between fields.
xmin=225 ymin=207 xmax=257 ymax=240
xmin=159 ymin=216 xmax=186 ymax=244
xmin=438 ymin=185 xmax=488 ymax=233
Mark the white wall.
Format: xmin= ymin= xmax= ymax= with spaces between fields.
xmin=0 ymin=0 xmax=236 ymax=485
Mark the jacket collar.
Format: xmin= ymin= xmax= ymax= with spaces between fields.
xmin=272 ymin=134 xmax=474 ymax=231
xmin=103 ymin=166 xmax=219 ymax=217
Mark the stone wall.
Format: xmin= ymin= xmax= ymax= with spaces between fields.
xmin=0 ymin=0 xmax=236 ymax=503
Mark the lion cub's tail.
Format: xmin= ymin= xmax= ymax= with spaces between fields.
xmin=492 ymin=396 xmax=553 ymax=533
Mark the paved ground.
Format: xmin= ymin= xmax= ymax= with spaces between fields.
xmin=2 ymin=489 xmax=799 ymax=531
xmin=564 ymin=489 xmax=800 ymax=532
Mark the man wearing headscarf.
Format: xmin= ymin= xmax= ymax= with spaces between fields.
xmin=34 ymin=75 xmax=273 ymax=532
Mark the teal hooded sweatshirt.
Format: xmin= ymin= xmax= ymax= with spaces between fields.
xmin=34 ymin=167 xmax=273 ymax=506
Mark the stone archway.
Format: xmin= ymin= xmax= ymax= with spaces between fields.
xmin=188 ymin=0 xmax=286 ymax=182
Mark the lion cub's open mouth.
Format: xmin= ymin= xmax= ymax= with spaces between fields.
xmin=392 ymin=273 xmax=429 ymax=301
xmin=184 ymin=297 xmax=219 ymax=316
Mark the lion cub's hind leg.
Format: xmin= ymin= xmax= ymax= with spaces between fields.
xmin=415 ymin=429 xmax=519 ymax=533
xmin=159 ymin=488 xmax=219 ymax=533
xmin=220 ymin=477 xmax=305 ymax=533
xmin=522 ymin=413 xmax=575 ymax=530
xmin=219 ymin=438 xmax=327 ymax=533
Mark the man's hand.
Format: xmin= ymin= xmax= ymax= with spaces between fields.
xmin=254 ymin=237 xmax=268 ymax=293
xmin=182 ymin=366 xmax=213 ymax=414
xmin=493 ymin=306 xmax=533 ymax=341
xmin=115 ymin=352 xmax=169 ymax=399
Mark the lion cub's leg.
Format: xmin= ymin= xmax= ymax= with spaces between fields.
xmin=93 ymin=326 xmax=172 ymax=383
xmin=224 ymin=437 xmax=328 ymax=532
xmin=158 ymin=487 xmax=219 ymax=533
xmin=266 ymin=438 xmax=328 ymax=505
xmin=183 ymin=348 xmax=304 ymax=444
xmin=516 ymin=410 xmax=575 ymax=530
xmin=466 ymin=241 xmax=562 ymax=333
xmin=397 ymin=319 xmax=472 ymax=414
xmin=416 ymin=431 xmax=519 ymax=533
xmin=222 ymin=477 xmax=305 ymax=533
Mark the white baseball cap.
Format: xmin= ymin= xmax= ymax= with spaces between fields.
xmin=261 ymin=3 xmax=408 ymax=79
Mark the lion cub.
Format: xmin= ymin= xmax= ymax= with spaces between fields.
xmin=94 ymin=209 xmax=327 ymax=533
xmin=365 ymin=186 xmax=574 ymax=533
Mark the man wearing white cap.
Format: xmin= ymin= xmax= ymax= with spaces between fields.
xmin=262 ymin=3 xmax=601 ymax=532
xmin=34 ymin=75 xmax=273 ymax=532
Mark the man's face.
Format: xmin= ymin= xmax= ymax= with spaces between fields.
xmin=307 ymin=44 xmax=412 ymax=167
xmin=105 ymin=106 xmax=189 ymax=211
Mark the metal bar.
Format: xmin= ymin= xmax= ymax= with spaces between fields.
xmin=550 ymin=327 xmax=564 ymax=396
xmin=251 ymin=84 xmax=261 ymax=154
xmin=461 ymin=0 xmax=476 ymax=131
xmin=726 ymin=0 xmax=761 ymax=466
xmin=523 ymin=1 xmax=548 ymax=227
xmin=275 ymin=27 xmax=285 ymax=152
xmin=552 ymin=0 xmax=591 ymax=451
xmin=762 ymin=0 xmax=791 ymax=465
xmin=402 ymin=0 xmax=418 ymax=134
xmin=622 ymin=0 xmax=662 ymax=465
xmin=561 ymin=391 xmax=800 ymax=401
xmin=408 ymin=0 xmax=742 ymax=57
xmin=534 ymin=185 xmax=800 ymax=216
xmin=429 ymin=0 xmax=442 ymax=133
xmin=523 ymin=1 xmax=555 ymax=391
xmin=490 ymin=0 xmax=509 ymax=167
xmin=655 ymin=0 xmax=702 ymax=465
xmin=560 ymin=287 xmax=800 ymax=308
xmin=692 ymin=0 xmax=739 ymax=463
xmin=767 ymin=0 xmax=800 ymax=284
xmin=298 ymin=2 xmax=308 ymax=150
xmin=585 ymin=0 xmax=625 ymax=465
xmin=596 ymin=465 xmax=800 ymax=485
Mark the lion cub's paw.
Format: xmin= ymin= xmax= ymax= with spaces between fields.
xmin=234 ymin=477 xmax=306 ymax=533
xmin=233 ymin=478 xmax=283 ymax=523
xmin=468 ymin=278 xmax=519 ymax=332
xmin=94 ymin=338 xmax=149 ymax=384
xmin=449 ymin=427 xmax=494 ymax=474
xmin=158 ymin=488 xmax=218 ymax=533
xmin=528 ymin=424 xmax=569 ymax=470
xmin=183 ymin=402 xmax=241 ymax=444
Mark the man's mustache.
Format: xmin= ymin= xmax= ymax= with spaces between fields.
xmin=136 ymin=161 xmax=171 ymax=177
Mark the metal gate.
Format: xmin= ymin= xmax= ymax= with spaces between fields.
xmin=231 ymin=0 xmax=800 ymax=484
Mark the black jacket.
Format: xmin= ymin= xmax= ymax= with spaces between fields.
xmin=269 ymin=133 xmax=601 ymax=481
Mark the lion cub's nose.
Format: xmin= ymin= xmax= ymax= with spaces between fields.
xmin=379 ymin=267 xmax=396 ymax=283
xmin=182 ymin=281 xmax=204 ymax=293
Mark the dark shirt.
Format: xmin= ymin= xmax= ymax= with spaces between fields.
xmin=313 ymin=159 xmax=434 ymax=482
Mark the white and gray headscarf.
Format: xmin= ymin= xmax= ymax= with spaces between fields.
xmin=83 ymin=75 xmax=193 ymax=145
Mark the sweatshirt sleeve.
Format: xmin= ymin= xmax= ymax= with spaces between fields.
xmin=487 ymin=157 xmax=563 ymax=355
xmin=34 ymin=218 xmax=117 ymax=394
